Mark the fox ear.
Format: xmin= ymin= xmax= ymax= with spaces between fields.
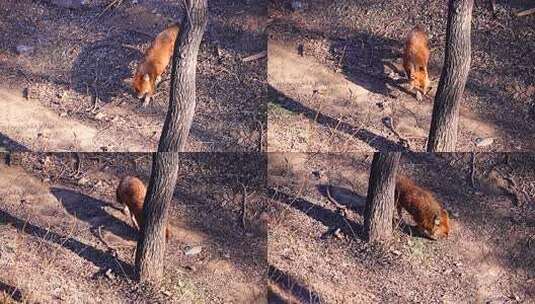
xmin=143 ymin=74 xmax=150 ymax=81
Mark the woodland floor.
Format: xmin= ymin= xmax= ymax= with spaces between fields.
xmin=0 ymin=0 xmax=267 ymax=152
xmin=268 ymin=0 xmax=535 ymax=152
xmin=0 ymin=153 xmax=268 ymax=303
xmin=267 ymin=152 xmax=535 ymax=303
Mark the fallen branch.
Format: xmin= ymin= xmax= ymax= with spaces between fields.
xmin=96 ymin=0 xmax=125 ymax=19
xmin=516 ymin=8 xmax=535 ymax=17
xmin=242 ymin=50 xmax=267 ymax=62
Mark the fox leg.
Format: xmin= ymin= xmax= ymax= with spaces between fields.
xmin=123 ymin=206 xmax=140 ymax=231
xmin=403 ymin=61 xmax=413 ymax=80
xmin=130 ymin=214 xmax=140 ymax=231
xmin=142 ymin=94 xmax=151 ymax=107
xmin=422 ymin=66 xmax=430 ymax=95
xmin=155 ymin=75 xmax=162 ymax=84
xmin=405 ymin=63 xmax=415 ymax=90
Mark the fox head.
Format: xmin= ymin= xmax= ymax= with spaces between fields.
xmin=425 ymin=208 xmax=450 ymax=240
xmin=410 ymin=66 xmax=430 ymax=95
xmin=132 ymin=73 xmax=155 ymax=99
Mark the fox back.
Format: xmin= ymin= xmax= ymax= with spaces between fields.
xmin=395 ymin=175 xmax=449 ymax=240
xmin=116 ymin=176 xmax=171 ymax=239
xmin=403 ymin=25 xmax=430 ymax=95
xmin=132 ymin=23 xmax=181 ymax=99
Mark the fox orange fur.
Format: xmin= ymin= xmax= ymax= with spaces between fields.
xmin=116 ymin=176 xmax=171 ymax=239
xmin=403 ymin=25 xmax=431 ymax=98
xmin=395 ymin=175 xmax=449 ymax=240
xmin=131 ymin=23 xmax=180 ymax=106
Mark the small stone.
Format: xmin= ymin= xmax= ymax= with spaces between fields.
xmin=475 ymin=137 xmax=494 ymax=147
xmin=94 ymin=112 xmax=105 ymax=121
xmin=161 ymin=290 xmax=171 ymax=296
xmin=184 ymin=246 xmax=203 ymax=256
xmin=77 ymin=177 xmax=89 ymax=186
xmin=16 ymin=45 xmax=34 ymax=55
xmin=392 ymin=250 xmax=402 ymax=256
xmin=59 ymin=112 xmax=68 ymax=117
xmin=443 ymin=268 xmax=453 ymax=275
xmin=105 ymin=269 xmax=115 ymax=280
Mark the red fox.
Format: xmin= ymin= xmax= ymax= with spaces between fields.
xmin=395 ymin=175 xmax=449 ymax=240
xmin=403 ymin=25 xmax=431 ymax=99
xmin=116 ymin=176 xmax=171 ymax=239
xmin=130 ymin=23 xmax=180 ymax=106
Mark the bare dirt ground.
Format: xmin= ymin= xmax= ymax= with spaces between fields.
xmin=0 ymin=152 xmax=268 ymax=303
xmin=267 ymin=152 xmax=535 ymax=303
xmin=267 ymin=1 xmax=535 ymax=152
xmin=0 ymin=0 xmax=267 ymax=152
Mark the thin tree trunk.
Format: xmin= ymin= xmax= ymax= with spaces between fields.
xmin=158 ymin=0 xmax=208 ymax=152
xmin=364 ymin=152 xmax=401 ymax=243
xmin=427 ymin=0 xmax=473 ymax=152
xmin=135 ymin=152 xmax=180 ymax=284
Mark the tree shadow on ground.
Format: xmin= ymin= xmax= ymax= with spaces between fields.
xmin=268 ymin=265 xmax=323 ymax=304
xmin=269 ymin=16 xmax=412 ymax=98
xmin=0 ymin=133 xmax=30 ymax=151
xmin=316 ymin=184 xmax=366 ymax=215
xmin=270 ymin=85 xmax=407 ymax=151
xmin=50 ymin=187 xmax=137 ymax=242
xmin=0 ymin=209 xmax=134 ymax=278
xmin=267 ymin=187 xmax=363 ymax=239
xmin=87 ymin=153 xmax=269 ymax=297
xmin=71 ymin=34 xmax=145 ymax=103
xmin=329 ymin=31 xmax=415 ymax=98
xmin=0 ymin=280 xmax=23 ymax=302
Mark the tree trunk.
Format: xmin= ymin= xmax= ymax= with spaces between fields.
xmin=135 ymin=152 xmax=180 ymax=284
xmin=427 ymin=0 xmax=473 ymax=152
xmin=363 ymin=152 xmax=401 ymax=243
xmin=158 ymin=0 xmax=208 ymax=152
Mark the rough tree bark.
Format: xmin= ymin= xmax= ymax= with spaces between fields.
xmin=158 ymin=0 xmax=208 ymax=152
xmin=427 ymin=0 xmax=473 ymax=152
xmin=135 ymin=152 xmax=180 ymax=284
xmin=363 ymin=152 xmax=401 ymax=243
